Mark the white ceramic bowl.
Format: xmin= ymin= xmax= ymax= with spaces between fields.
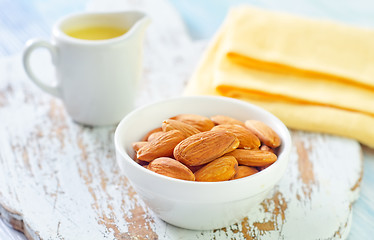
xmin=114 ymin=96 xmax=292 ymax=230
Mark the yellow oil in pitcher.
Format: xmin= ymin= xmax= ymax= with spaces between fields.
xmin=64 ymin=26 xmax=128 ymax=40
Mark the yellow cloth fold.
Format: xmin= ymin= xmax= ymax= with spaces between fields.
xmin=185 ymin=6 xmax=374 ymax=147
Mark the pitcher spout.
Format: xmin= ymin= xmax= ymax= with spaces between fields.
xmin=131 ymin=13 xmax=151 ymax=36
xmin=116 ymin=11 xmax=150 ymax=41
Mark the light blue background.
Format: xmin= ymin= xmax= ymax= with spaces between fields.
xmin=169 ymin=0 xmax=374 ymax=40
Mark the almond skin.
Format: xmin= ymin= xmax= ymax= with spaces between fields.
xmin=260 ymin=144 xmax=274 ymax=153
xmin=186 ymin=164 xmax=206 ymax=173
xmin=170 ymin=114 xmax=215 ymax=132
xmin=211 ymin=115 xmax=245 ymax=127
xmin=147 ymin=131 xmax=165 ymax=142
xmin=137 ymin=130 xmax=186 ymax=162
xmin=162 ymin=119 xmax=200 ymax=137
xmin=132 ymin=142 xmax=148 ymax=152
xmin=225 ymin=149 xmax=277 ymax=167
xmin=141 ymin=127 xmax=163 ymax=141
xmin=245 ymin=120 xmax=281 ymax=148
xmin=211 ymin=124 xmax=260 ymax=149
xmin=195 ymin=156 xmax=238 ymax=182
xmin=134 ymin=158 xmax=149 ymax=166
xmin=147 ymin=157 xmax=195 ymax=181
xmin=233 ymin=166 xmax=258 ymax=179
xmin=132 ymin=142 xmax=149 ymax=165
xmin=174 ymin=131 xmax=239 ymax=166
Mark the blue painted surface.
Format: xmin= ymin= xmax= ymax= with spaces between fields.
xmin=351 ymin=150 xmax=374 ymax=239
xmin=0 ymin=0 xmax=373 ymax=239
xmin=0 ymin=0 xmax=86 ymax=56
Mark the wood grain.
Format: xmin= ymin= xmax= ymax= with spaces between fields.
xmin=0 ymin=0 xmax=363 ymax=239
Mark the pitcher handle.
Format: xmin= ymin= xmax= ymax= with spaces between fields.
xmin=23 ymin=39 xmax=61 ymax=98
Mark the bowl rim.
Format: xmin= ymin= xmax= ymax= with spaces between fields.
xmin=114 ymin=95 xmax=292 ymax=186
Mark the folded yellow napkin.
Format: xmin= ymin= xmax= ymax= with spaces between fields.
xmin=185 ymin=6 xmax=374 ymax=147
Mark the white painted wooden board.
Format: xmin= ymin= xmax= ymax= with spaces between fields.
xmin=0 ymin=0 xmax=363 ymax=239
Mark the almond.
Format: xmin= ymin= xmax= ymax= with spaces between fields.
xmin=260 ymin=144 xmax=274 ymax=153
xmin=132 ymin=143 xmax=149 ymax=165
xmin=162 ymin=119 xmax=200 ymax=137
xmin=132 ymin=141 xmax=148 ymax=152
xmin=195 ymin=156 xmax=238 ymax=182
xmin=225 ymin=149 xmax=277 ymax=167
xmin=211 ymin=115 xmax=245 ymax=127
xmin=186 ymin=164 xmax=206 ymax=173
xmin=233 ymin=166 xmax=258 ymax=179
xmin=170 ymin=114 xmax=214 ymax=132
xmin=147 ymin=131 xmax=165 ymax=142
xmin=137 ymin=130 xmax=186 ymax=162
xmin=211 ymin=124 xmax=260 ymax=149
xmin=245 ymin=120 xmax=281 ymax=148
xmin=147 ymin=157 xmax=195 ymax=181
xmin=141 ymin=127 xmax=163 ymax=141
xmin=174 ymin=131 xmax=239 ymax=166
xmin=135 ymin=158 xmax=149 ymax=166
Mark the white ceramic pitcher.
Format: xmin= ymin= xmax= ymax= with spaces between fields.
xmin=23 ymin=11 xmax=150 ymax=126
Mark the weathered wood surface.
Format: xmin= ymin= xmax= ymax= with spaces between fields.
xmin=0 ymin=0 xmax=363 ymax=239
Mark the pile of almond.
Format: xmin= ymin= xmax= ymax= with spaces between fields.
xmin=132 ymin=114 xmax=281 ymax=182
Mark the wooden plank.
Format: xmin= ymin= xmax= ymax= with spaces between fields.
xmin=0 ymin=0 xmax=363 ymax=239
